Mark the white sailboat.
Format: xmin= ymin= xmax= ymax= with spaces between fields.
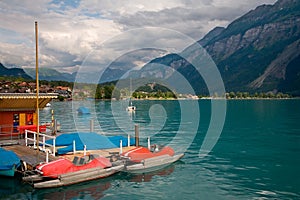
xmin=126 ymin=78 xmax=136 ymax=112
xmin=127 ymin=99 xmax=136 ymax=112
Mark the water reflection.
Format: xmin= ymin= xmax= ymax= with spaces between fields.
xmin=125 ymin=164 xmax=175 ymax=183
xmin=31 ymin=164 xmax=178 ymax=200
xmin=33 ymin=179 xmax=111 ymax=200
xmin=0 ymin=176 xmax=28 ymax=196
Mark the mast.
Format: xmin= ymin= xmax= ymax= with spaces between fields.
xmin=35 ymin=21 xmax=39 ymax=147
xmin=129 ymin=77 xmax=132 ymax=99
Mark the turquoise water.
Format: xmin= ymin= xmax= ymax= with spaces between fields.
xmin=0 ymin=99 xmax=299 ymax=199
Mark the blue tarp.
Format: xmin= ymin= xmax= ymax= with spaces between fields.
xmin=0 ymin=148 xmax=20 ymax=170
xmin=108 ymin=135 xmax=135 ymax=147
xmin=77 ymin=106 xmax=90 ymax=114
xmin=46 ymin=132 xmax=135 ymax=155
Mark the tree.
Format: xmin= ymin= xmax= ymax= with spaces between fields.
xmin=112 ymin=88 xmax=121 ymax=100
xmin=236 ymin=91 xmax=243 ymax=98
xmin=104 ymin=85 xmax=114 ymax=99
xmin=229 ymin=92 xmax=235 ymax=98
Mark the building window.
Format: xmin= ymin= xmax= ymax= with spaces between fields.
xmin=13 ymin=113 xmax=19 ymax=132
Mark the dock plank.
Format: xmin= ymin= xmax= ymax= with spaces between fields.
xmin=0 ymin=140 xmax=19 ymax=146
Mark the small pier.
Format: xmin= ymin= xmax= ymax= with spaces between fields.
xmin=1 ymin=123 xmax=141 ymax=176
xmin=1 ymin=128 xmax=137 ymax=171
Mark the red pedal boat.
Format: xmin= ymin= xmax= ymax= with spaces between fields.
xmin=36 ymin=154 xmax=112 ymax=178
xmin=122 ymin=145 xmax=175 ymax=162
xmin=121 ymin=145 xmax=184 ymax=173
xmin=24 ymin=154 xmax=124 ymax=188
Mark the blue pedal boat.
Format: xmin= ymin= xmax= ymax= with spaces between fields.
xmin=0 ymin=147 xmax=20 ymax=177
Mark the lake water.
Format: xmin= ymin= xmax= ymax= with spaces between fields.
xmin=1 ymin=99 xmax=299 ymax=199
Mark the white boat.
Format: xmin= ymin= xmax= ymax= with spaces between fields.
xmin=45 ymin=103 xmax=51 ymax=107
xmin=126 ymin=78 xmax=136 ymax=111
xmin=126 ymin=102 xmax=136 ymax=112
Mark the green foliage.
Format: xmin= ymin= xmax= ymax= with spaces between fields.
xmin=225 ymin=91 xmax=291 ymax=99
xmin=95 ymin=84 xmax=121 ymax=100
xmin=133 ymin=83 xmax=177 ymax=99
xmin=0 ymin=76 xmax=30 ymax=82
xmin=57 ymin=95 xmax=65 ymax=101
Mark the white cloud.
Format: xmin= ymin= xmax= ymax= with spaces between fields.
xmin=0 ymin=42 xmax=34 ymax=68
xmin=0 ymin=0 xmax=277 ymax=73
xmin=79 ymin=0 xmax=184 ymax=16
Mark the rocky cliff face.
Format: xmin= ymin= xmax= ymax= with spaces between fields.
xmin=140 ymin=0 xmax=300 ymax=95
xmin=204 ymin=0 xmax=300 ymax=94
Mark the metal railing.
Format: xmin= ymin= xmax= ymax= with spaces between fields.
xmin=25 ymin=130 xmax=56 ymax=156
xmin=0 ymin=124 xmax=20 ymax=140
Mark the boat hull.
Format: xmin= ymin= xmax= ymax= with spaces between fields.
xmin=0 ymin=147 xmax=20 ymax=177
xmin=0 ymin=165 xmax=16 ymax=177
xmin=32 ymin=165 xmax=124 ymax=189
xmin=125 ymin=154 xmax=184 ymax=174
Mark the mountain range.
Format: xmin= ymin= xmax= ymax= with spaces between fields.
xmin=0 ymin=63 xmax=32 ymax=80
xmin=23 ymin=68 xmax=77 ymax=82
xmin=1 ymin=0 xmax=299 ymax=95
xmin=136 ymin=0 xmax=300 ymax=95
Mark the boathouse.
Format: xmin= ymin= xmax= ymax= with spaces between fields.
xmin=0 ymin=93 xmax=57 ymax=139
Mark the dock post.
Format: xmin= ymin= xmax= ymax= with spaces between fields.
xmin=43 ymin=135 xmax=45 ymax=151
xmin=90 ymin=119 xmax=94 ymax=132
xmin=120 ymin=140 xmax=123 ymax=154
xmin=51 ymin=109 xmax=54 ymax=128
xmin=53 ymin=138 xmax=56 ymax=156
xmin=46 ymin=150 xmax=49 ymax=163
xmin=135 ymin=124 xmax=139 ymax=147
xmin=73 ymin=140 xmax=76 ymax=154
xmin=148 ymin=137 xmax=151 ymax=149
xmin=127 ymin=134 xmax=130 ymax=147
xmin=25 ymin=130 xmax=28 ymax=146
xmin=33 ymin=131 xmax=36 ymax=149
xmin=84 ymin=145 xmax=87 ymax=156
xmin=53 ymin=119 xmax=57 ymax=136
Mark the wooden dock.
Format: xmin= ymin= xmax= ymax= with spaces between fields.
xmin=0 ymin=140 xmax=19 ymax=146
xmin=2 ymin=143 xmax=136 ymax=170
xmin=2 ymin=145 xmax=58 ymax=170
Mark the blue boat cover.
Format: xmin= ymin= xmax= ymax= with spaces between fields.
xmin=77 ymin=106 xmax=90 ymax=114
xmin=46 ymin=132 xmax=135 ymax=155
xmin=108 ymin=135 xmax=135 ymax=147
xmin=0 ymin=147 xmax=20 ymax=170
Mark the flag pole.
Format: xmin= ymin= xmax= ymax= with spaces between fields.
xmin=35 ymin=21 xmax=40 ymax=148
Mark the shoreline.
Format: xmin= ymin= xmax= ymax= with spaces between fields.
xmin=67 ymin=97 xmax=300 ymax=102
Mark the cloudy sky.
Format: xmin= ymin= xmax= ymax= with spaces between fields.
xmin=0 ymin=0 xmax=277 ymax=73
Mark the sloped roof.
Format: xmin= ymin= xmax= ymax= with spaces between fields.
xmin=0 ymin=93 xmax=58 ymax=111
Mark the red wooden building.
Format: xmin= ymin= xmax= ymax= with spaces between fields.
xmin=0 ymin=93 xmax=57 ymax=139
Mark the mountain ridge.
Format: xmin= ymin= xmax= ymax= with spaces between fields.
xmin=24 ymin=68 xmax=76 ymax=82
xmin=0 ymin=63 xmax=32 ymax=80
xmin=1 ymin=0 xmax=299 ymax=95
xmin=136 ymin=0 xmax=300 ymax=95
